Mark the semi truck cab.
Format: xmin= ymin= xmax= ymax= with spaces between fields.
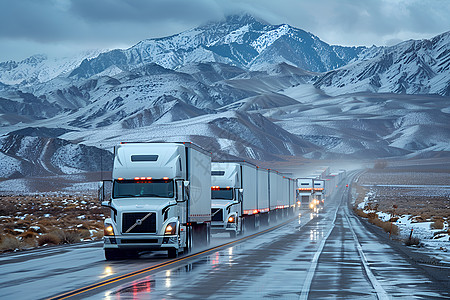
xmin=100 ymin=142 xmax=211 ymax=260
xmin=210 ymin=163 xmax=243 ymax=238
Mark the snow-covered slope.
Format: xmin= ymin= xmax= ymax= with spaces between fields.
xmin=0 ymin=135 xmax=113 ymax=178
xmin=314 ymin=32 xmax=450 ymax=96
xmin=276 ymin=85 xmax=450 ymax=159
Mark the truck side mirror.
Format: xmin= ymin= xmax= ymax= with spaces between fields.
xmin=176 ymin=180 xmax=190 ymax=202
xmin=237 ymin=189 xmax=243 ymax=202
xmin=183 ymin=181 xmax=190 ymax=202
xmin=176 ymin=180 xmax=183 ymax=202
xmin=98 ymin=180 xmax=113 ymax=203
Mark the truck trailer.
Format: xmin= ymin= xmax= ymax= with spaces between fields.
xmin=100 ymin=142 xmax=211 ymax=260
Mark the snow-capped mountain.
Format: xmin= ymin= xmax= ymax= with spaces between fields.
xmin=0 ymin=14 xmax=449 ymax=183
xmin=314 ymin=31 xmax=450 ymax=96
xmin=67 ymin=14 xmax=364 ymax=79
xmin=0 ymin=50 xmax=106 ymax=86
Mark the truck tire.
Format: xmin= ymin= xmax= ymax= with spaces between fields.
xmin=229 ymin=231 xmax=237 ymax=238
xmin=104 ymin=249 xmax=121 ymax=260
xmin=168 ymin=248 xmax=178 ymax=258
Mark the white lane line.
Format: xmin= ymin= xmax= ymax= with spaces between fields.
xmin=345 ymin=214 xmax=389 ymax=300
xmin=298 ymin=205 xmax=339 ymax=300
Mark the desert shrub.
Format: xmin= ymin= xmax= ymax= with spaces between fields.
xmin=2 ymin=222 xmax=17 ymax=230
xmin=430 ymin=219 xmax=444 ymax=230
xmin=0 ymin=235 xmax=20 ymax=251
xmin=368 ymin=217 xmax=399 ymax=235
xmin=78 ymin=229 xmax=91 ymax=239
xmin=38 ymin=233 xmax=61 ymax=246
xmin=92 ymin=230 xmax=103 ymax=240
xmin=0 ymin=202 xmax=17 ymax=215
xmin=53 ymin=229 xmax=81 ymax=244
xmin=404 ymin=237 xmax=421 ymax=246
xmin=367 ymin=212 xmax=378 ymax=220
xmin=37 ymin=219 xmax=58 ymax=227
xmin=21 ymin=237 xmax=37 ymax=249
xmin=19 ymin=230 xmax=38 ymax=240
xmin=354 ymin=208 xmax=368 ymax=218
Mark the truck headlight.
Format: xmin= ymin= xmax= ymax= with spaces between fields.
xmin=104 ymin=223 xmax=115 ymax=236
xmin=228 ymin=216 xmax=235 ymax=223
xmin=165 ymin=222 xmax=177 ymax=235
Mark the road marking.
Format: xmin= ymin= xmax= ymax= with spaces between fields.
xmin=345 ymin=214 xmax=389 ymax=300
xmin=46 ymin=216 xmax=297 ymax=300
xmin=299 ymin=202 xmax=339 ymax=300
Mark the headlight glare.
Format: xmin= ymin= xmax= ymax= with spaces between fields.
xmin=165 ymin=222 xmax=177 ymax=235
xmin=104 ymin=223 xmax=115 ymax=236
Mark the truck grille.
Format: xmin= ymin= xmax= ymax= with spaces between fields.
xmin=122 ymin=212 xmax=156 ymax=234
xmin=211 ymin=208 xmax=223 ymax=222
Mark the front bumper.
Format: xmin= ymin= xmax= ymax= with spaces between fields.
xmin=211 ymin=221 xmax=237 ymax=233
xmin=103 ymin=235 xmax=178 ymax=250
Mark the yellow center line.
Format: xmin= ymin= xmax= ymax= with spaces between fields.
xmin=47 ymin=215 xmax=297 ymax=300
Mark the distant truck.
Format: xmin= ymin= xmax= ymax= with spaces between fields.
xmin=297 ymin=178 xmax=314 ymax=208
xmin=100 ymin=142 xmax=211 ymax=260
xmin=312 ymin=179 xmax=325 ymax=209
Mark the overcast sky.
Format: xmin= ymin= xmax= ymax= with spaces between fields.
xmin=0 ymin=0 xmax=449 ymax=62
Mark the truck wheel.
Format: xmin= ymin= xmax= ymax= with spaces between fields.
xmin=168 ymin=248 xmax=178 ymax=258
xmin=104 ymin=249 xmax=121 ymax=260
xmin=229 ymin=231 xmax=237 ymax=238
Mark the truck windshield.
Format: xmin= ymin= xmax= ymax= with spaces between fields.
xmin=113 ymin=179 xmax=174 ymax=198
xmin=211 ymin=188 xmax=233 ymax=200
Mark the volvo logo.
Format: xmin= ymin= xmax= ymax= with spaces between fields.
xmin=125 ymin=212 xmax=153 ymax=233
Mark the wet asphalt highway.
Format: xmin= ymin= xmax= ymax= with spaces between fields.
xmin=1 ymin=181 xmax=449 ymax=299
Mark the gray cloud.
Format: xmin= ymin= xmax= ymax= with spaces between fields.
xmin=0 ymin=0 xmax=449 ymax=61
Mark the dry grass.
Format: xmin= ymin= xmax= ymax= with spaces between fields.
xmin=0 ymin=194 xmax=108 ymax=252
xmin=355 ymin=166 xmax=450 ymax=221
xmin=353 ymin=207 xmax=399 ymax=235
xmin=368 ymin=215 xmax=399 ymax=235
xmin=430 ymin=219 xmax=444 ymax=230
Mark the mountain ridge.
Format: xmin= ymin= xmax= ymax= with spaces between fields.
xmin=0 ymin=15 xmax=449 ymax=182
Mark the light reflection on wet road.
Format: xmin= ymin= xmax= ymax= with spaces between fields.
xmin=1 ymin=184 xmax=449 ymax=299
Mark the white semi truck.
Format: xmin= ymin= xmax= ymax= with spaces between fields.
xmin=297 ymin=178 xmax=314 ymax=208
xmin=100 ymin=142 xmax=211 ymax=260
xmin=210 ymin=162 xmax=248 ymax=238
xmin=312 ymin=179 xmax=325 ymax=209
xmin=210 ymin=162 xmax=296 ymax=237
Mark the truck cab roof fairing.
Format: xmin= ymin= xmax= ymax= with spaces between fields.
xmin=211 ymin=162 xmax=240 ymax=188
xmin=113 ymin=143 xmax=184 ymax=179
